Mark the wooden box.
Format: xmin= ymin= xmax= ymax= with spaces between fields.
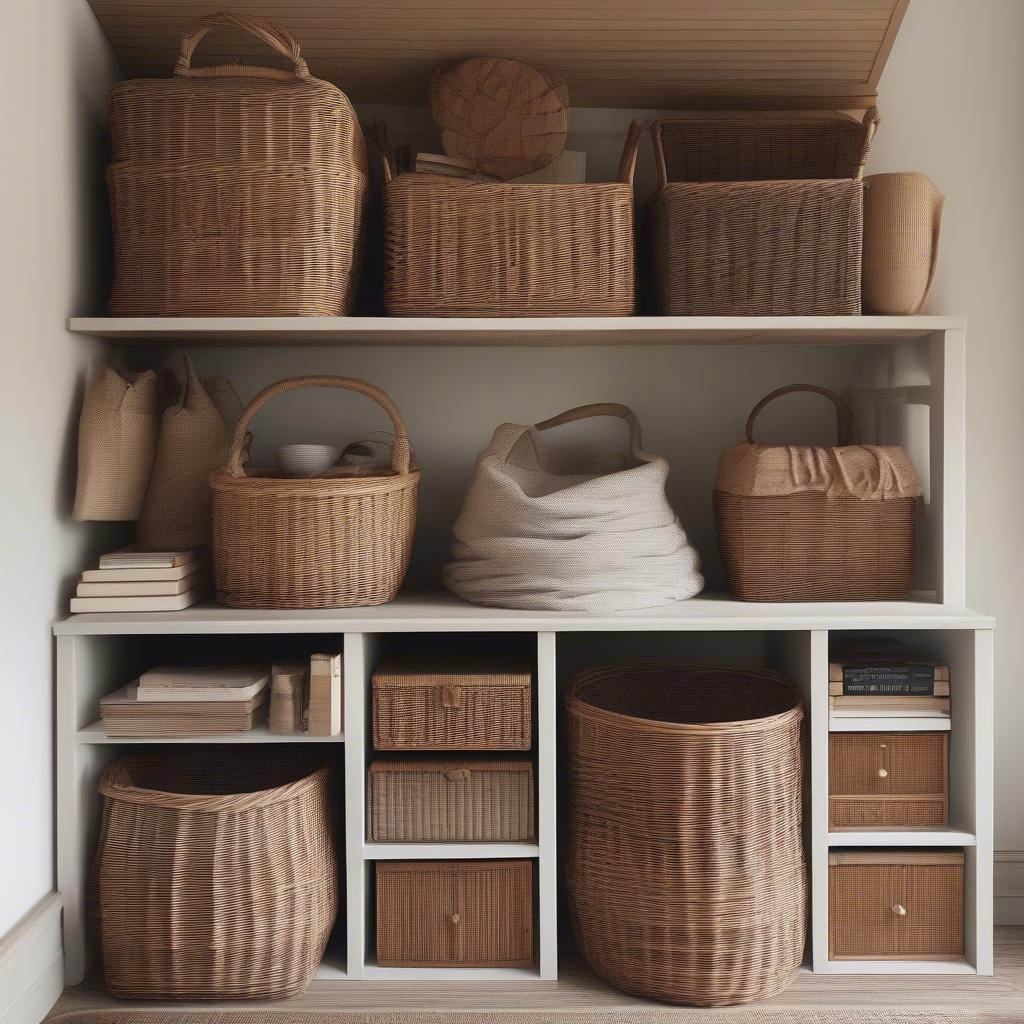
xmin=372 ymin=654 xmax=531 ymax=751
xmin=368 ymin=759 xmax=535 ymax=842
xmin=828 ymin=850 xmax=964 ymax=960
xmin=376 ymin=860 xmax=534 ymax=968
xmin=829 ymin=732 xmax=948 ymax=829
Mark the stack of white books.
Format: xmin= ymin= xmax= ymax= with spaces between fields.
xmin=100 ymin=665 xmax=270 ymax=737
xmin=71 ymin=548 xmax=211 ymax=613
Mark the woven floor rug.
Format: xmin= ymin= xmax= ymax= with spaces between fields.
xmin=45 ymin=1011 xmax=1024 ymax=1024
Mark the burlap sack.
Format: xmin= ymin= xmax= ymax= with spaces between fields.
xmin=135 ymin=356 xmax=242 ymax=551
xmin=443 ymin=404 xmax=704 ymax=613
xmin=73 ymin=365 xmax=162 ymax=521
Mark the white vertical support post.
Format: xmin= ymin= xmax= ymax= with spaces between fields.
xmin=931 ymin=327 xmax=967 ymax=605
xmin=536 ymin=631 xmax=558 ymax=979
xmin=56 ymin=635 xmax=84 ymax=985
xmin=343 ymin=631 xmax=369 ymax=979
xmin=972 ymin=627 xmax=995 ymax=975
xmin=808 ymin=629 xmax=831 ymax=972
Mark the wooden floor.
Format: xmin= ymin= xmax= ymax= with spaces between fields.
xmin=50 ymin=929 xmax=1024 ymax=1017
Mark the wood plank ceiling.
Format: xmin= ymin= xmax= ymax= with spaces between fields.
xmin=87 ymin=0 xmax=909 ymax=109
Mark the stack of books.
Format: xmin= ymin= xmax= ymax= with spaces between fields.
xmin=100 ymin=665 xmax=270 ymax=737
xmin=829 ymin=638 xmax=950 ymax=720
xmin=71 ymin=547 xmax=211 ymax=613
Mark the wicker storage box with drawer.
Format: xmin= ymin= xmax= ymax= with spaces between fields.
xmin=376 ymin=860 xmax=534 ymax=968
xmin=650 ymin=108 xmax=878 ymax=316
xmin=375 ymin=120 xmax=641 ymax=317
xmin=830 ymin=732 xmax=948 ymax=830
xmin=107 ymin=13 xmax=367 ymax=317
xmin=368 ymin=759 xmax=534 ymax=842
xmin=829 ymin=850 xmax=964 ymax=960
xmin=372 ymin=655 xmax=531 ymax=751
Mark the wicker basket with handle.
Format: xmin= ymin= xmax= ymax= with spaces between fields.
xmin=376 ymin=119 xmax=642 ymax=316
xmin=107 ymin=12 xmax=367 ymax=316
xmin=566 ymin=664 xmax=806 ymax=1006
xmin=650 ymin=108 xmax=878 ymax=316
xmin=210 ymin=375 xmax=419 ymax=609
xmin=92 ymin=754 xmax=336 ymax=1000
xmin=713 ymin=384 xmax=922 ymax=602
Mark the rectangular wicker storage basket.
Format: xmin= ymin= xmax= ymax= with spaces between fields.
xmin=372 ymin=655 xmax=532 ymax=751
xmin=376 ymin=120 xmax=641 ymax=316
xmin=829 ymin=850 xmax=964 ymax=960
xmin=650 ymin=108 xmax=878 ymax=315
xmin=368 ymin=759 xmax=535 ymax=842
xmin=829 ymin=732 xmax=948 ymax=830
xmin=107 ymin=13 xmax=367 ymax=316
xmin=376 ymin=860 xmax=534 ymax=968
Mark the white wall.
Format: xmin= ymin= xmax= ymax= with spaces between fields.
xmin=0 ymin=0 xmax=120 ymax=934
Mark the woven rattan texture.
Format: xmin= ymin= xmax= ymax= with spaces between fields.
xmin=107 ymin=13 xmax=367 ymax=316
xmin=829 ymin=858 xmax=964 ymax=959
xmin=368 ymin=759 xmax=535 ymax=842
xmin=92 ymin=755 xmax=336 ymax=1000
xmin=378 ymin=120 xmax=640 ymax=317
xmin=566 ymin=665 xmax=806 ymax=1007
xmin=210 ymin=376 xmax=418 ymax=609
xmin=376 ymin=860 xmax=534 ymax=968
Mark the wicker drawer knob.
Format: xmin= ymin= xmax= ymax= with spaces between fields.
xmin=442 ymin=685 xmax=463 ymax=709
xmin=891 ymin=903 xmax=908 ymax=917
xmin=449 ymin=912 xmax=461 ymax=926
xmin=446 ymin=768 xmax=472 ymax=782
xmin=877 ymin=767 xmax=889 ymax=779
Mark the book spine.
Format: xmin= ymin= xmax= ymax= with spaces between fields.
xmin=842 ymin=664 xmax=935 ymax=694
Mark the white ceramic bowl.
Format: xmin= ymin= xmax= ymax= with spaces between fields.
xmin=275 ymin=444 xmax=341 ymax=477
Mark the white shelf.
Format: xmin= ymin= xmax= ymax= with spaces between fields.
xmin=829 ymin=716 xmax=952 ymax=732
xmin=823 ymin=959 xmax=976 ymax=976
xmin=53 ymin=591 xmax=994 ymax=637
xmin=361 ymin=962 xmax=542 ymax=982
xmin=75 ymin=721 xmax=344 ymax=744
xmin=67 ymin=314 xmax=965 ymax=348
xmin=828 ymin=830 xmax=976 ymax=847
xmin=364 ymin=843 xmax=540 ymax=861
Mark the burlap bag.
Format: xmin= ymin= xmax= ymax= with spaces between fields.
xmin=73 ymin=365 xmax=163 ymax=521
xmin=443 ymin=404 xmax=704 ymax=613
xmin=135 ymin=356 xmax=242 ymax=551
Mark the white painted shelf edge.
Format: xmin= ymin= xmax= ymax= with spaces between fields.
xmin=821 ymin=959 xmax=976 ymax=976
xmin=364 ymin=843 xmax=541 ymax=860
xmin=829 ymin=717 xmax=953 ymax=732
xmin=75 ymin=721 xmax=343 ymax=744
xmin=827 ymin=830 xmax=976 ymax=847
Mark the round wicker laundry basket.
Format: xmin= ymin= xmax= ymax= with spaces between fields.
xmin=566 ymin=664 xmax=806 ymax=1006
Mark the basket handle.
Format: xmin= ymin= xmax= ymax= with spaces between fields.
xmin=226 ymin=375 xmax=412 ymax=478
xmin=175 ymin=12 xmax=309 ymax=81
xmin=854 ymin=105 xmax=881 ymax=181
xmin=651 ymin=121 xmax=670 ymax=190
xmin=535 ymin=403 xmax=644 ymax=458
xmin=373 ymin=119 xmax=397 ymax=183
xmin=616 ymin=119 xmax=644 ymax=185
xmin=745 ymin=384 xmax=861 ymax=446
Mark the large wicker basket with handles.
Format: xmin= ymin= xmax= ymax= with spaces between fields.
xmin=210 ymin=376 xmax=419 ymax=608
xmin=566 ymin=665 xmax=806 ymax=1006
xmin=714 ymin=384 xmax=922 ymax=602
xmin=107 ymin=13 xmax=367 ymax=316
xmin=650 ymin=108 xmax=878 ymax=315
xmin=92 ymin=754 xmax=336 ymax=1000
xmin=376 ymin=119 xmax=642 ymax=316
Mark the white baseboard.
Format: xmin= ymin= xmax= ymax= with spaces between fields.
xmin=0 ymin=892 xmax=64 ymax=1024
xmin=995 ymin=850 xmax=1024 ymax=925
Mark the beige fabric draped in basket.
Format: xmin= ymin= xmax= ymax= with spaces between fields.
xmin=443 ymin=404 xmax=703 ymax=613
xmin=136 ymin=355 xmax=242 ymax=551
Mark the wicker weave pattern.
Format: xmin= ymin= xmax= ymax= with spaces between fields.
xmin=368 ymin=760 xmax=534 ymax=842
xmin=210 ymin=375 xmax=418 ymax=609
xmin=566 ymin=665 xmax=806 ymax=1007
xmin=376 ymin=860 xmax=534 ymax=968
xmin=828 ymin=852 xmax=963 ymax=959
xmin=379 ymin=120 xmax=641 ymax=317
xmin=107 ymin=13 xmax=366 ymax=317
xmin=93 ymin=756 xmax=336 ymax=1000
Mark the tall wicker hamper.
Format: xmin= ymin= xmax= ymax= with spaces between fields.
xmin=368 ymin=759 xmax=535 ymax=842
xmin=210 ymin=375 xmax=419 ymax=609
xmin=714 ymin=384 xmax=922 ymax=602
xmin=829 ymin=850 xmax=964 ymax=959
xmin=376 ymin=860 xmax=534 ymax=968
xmin=566 ymin=665 xmax=806 ymax=1006
xmin=107 ymin=13 xmax=367 ymax=316
xmin=376 ymin=120 xmax=642 ymax=316
xmin=92 ymin=755 xmax=336 ymax=1000
xmin=649 ymin=108 xmax=878 ymax=315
